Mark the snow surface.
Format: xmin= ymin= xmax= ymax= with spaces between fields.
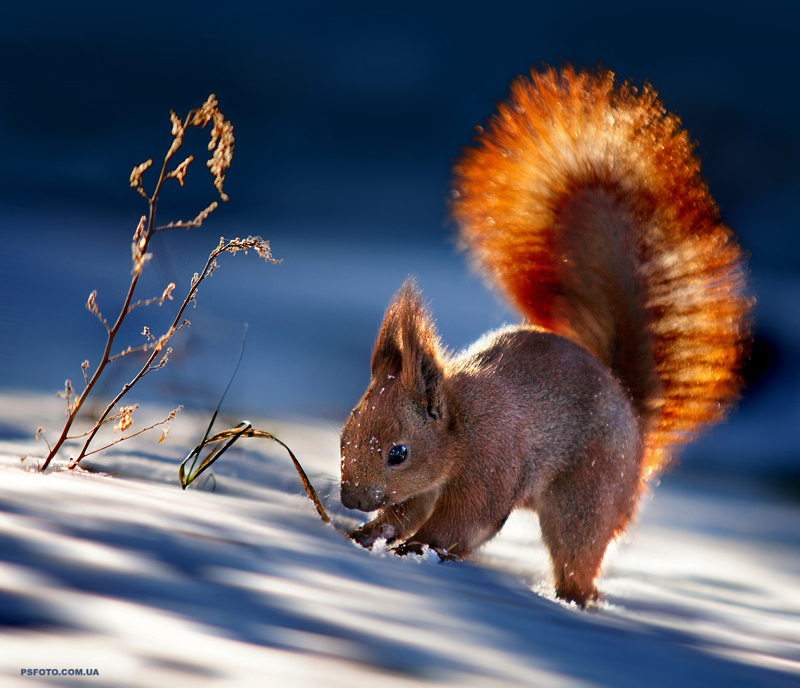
xmin=0 ymin=393 xmax=799 ymax=687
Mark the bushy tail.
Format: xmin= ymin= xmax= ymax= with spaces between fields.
xmin=451 ymin=65 xmax=751 ymax=478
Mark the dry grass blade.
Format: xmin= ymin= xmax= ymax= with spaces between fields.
xmin=179 ymin=424 xmax=342 ymax=533
xmin=178 ymin=326 xmax=343 ymax=534
xmin=179 ymin=421 xmax=253 ymax=489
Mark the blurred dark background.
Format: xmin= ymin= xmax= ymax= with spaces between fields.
xmin=1 ymin=1 xmax=798 ymax=479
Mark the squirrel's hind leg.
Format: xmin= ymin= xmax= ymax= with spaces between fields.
xmin=535 ymin=436 xmax=642 ymax=607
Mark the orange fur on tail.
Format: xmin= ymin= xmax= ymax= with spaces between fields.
xmin=452 ymin=66 xmax=751 ymax=478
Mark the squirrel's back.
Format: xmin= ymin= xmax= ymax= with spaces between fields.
xmin=451 ymin=66 xmax=751 ymax=478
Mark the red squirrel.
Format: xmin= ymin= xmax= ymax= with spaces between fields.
xmin=339 ymin=65 xmax=751 ymax=606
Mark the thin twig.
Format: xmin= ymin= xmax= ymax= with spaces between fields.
xmin=127 ymin=283 xmax=176 ymax=311
xmin=71 ymin=407 xmax=182 ymax=465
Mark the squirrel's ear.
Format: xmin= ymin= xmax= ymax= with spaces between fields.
xmin=372 ymin=280 xmax=445 ymax=419
xmin=412 ymin=347 xmax=445 ymax=421
xmin=397 ymin=281 xmax=445 ymax=420
xmin=371 ymin=295 xmax=404 ymax=377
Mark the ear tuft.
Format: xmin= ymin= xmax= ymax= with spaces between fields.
xmin=398 ymin=280 xmax=445 ymax=417
xmin=370 ymin=281 xmax=421 ymax=376
xmin=371 ymin=279 xmax=445 ymax=419
xmin=371 ymin=303 xmax=403 ymax=377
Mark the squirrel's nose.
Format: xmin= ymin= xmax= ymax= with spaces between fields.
xmin=341 ymin=483 xmax=386 ymax=512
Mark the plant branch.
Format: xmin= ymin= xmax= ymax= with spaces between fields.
xmin=69 ymin=237 xmax=273 ymax=468
xmin=40 ymin=202 xmax=159 ymax=470
xmin=72 ymin=406 xmax=182 ymax=463
xmin=39 ymin=94 xmax=245 ymax=472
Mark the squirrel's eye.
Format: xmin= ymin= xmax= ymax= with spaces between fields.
xmin=387 ymin=444 xmax=407 ymax=466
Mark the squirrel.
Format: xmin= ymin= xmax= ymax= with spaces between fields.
xmin=339 ymin=65 xmax=751 ymax=607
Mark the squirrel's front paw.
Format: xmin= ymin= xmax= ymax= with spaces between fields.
xmin=349 ymin=520 xmax=397 ymax=549
xmin=392 ymin=541 xmax=461 ymax=561
xmin=390 ymin=540 xmax=424 ymax=556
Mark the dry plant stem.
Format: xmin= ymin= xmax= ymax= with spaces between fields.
xmin=81 ymin=409 xmax=182 ymax=459
xmin=40 ymin=198 xmax=161 ymax=471
xmin=69 ymin=239 xmax=265 ymax=469
xmin=39 ymin=96 xmax=245 ymax=472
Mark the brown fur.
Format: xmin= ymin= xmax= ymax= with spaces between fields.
xmin=340 ymin=66 xmax=751 ymax=606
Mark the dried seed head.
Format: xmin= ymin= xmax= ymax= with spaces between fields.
xmin=192 ymin=201 xmax=218 ymax=226
xmin=166 ymin=155 xmax=194 ymax=186
xmin=114 ymin=405 xmax=139 ymax=433
xmin=191 ymin=94 xmax=218 ymax=128
xmin=131 ymin=215 xmax=153 ymax=276
xmin=170 ymin=110 xmax=183 ymax=136
xmin=153 ymin=332 xmax=170 ymax=353
xmin=86 ymin=291 xmax=98 ymax=315
xmin=132 ymin=249 xmax=152 ymax=277
xmin=132 ymin=215 xmax=146 ymax=244
xmin=166 ymin=110 xmax=186 ymax=162
xmin=130 ymin=160 xmax=152 ymax=199
xmin=205 ymin=105 xmax=234 ymax=201
xmin=219 ymin=236 xmax=279 ymax=264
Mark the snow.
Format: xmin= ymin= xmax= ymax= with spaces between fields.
xmin=1 ymin=393 xmax=799 ymax=687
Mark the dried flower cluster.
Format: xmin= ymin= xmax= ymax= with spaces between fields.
xmin=114 ymin=405 xmax=138 ymax=433
xmin=131 ymin=215 xmax=152 ymax=277
xmin=129 ymin=159 xmax=153 ymax=199
xmin=37 ymin=96 xmax=276 ymax=472
xmin=166 ymin=155 xmax=194 ymax=186
xmin=205 ymin=108 xmax=234 ymax=200
xmin=157 ymin=93 xmax=235 ymax=202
